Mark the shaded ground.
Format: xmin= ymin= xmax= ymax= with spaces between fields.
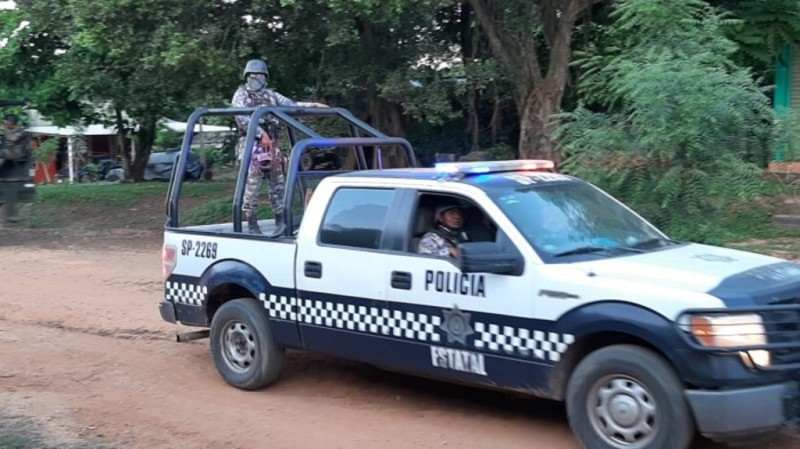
xmin=2 ymin=239 xmax=799 ymax=449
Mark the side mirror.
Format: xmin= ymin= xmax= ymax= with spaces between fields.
xmin=459 ymin=241 xmax=524 ymax=276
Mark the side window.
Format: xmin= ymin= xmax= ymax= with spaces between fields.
xmin=319 ymin=188 xmax=395 ymax=249
xmin=409 ymin=193 xmax=498 ymax=253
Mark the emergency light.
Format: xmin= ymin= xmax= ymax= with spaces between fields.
xmin=434 ymin=160 xmax=556 ymax=176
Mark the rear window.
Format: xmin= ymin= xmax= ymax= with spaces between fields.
xmin=319 ymin=188 xmax=395 ymax=249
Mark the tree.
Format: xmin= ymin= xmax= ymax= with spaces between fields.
xmin=465 ymin=0 xmax=605 ymax=161
xmin=0 ymin=8 xmax=86 ymax=124
xmin=711 ymin=0 xmax=800 ymax=81
xmin=556 ymin=0 xmax=772 ymax=241
xmin=253 ymin=0 xmax=463 ymax=139
xmin=15 ymin=0 xmax=248 ymax=181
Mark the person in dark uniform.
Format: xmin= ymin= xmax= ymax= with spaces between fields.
xmin=0 ymin=114 xmax=32 ymax=225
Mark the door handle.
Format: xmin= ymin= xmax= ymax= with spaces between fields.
xmin=391 ymin=271 xmax=412 ymax=290
xmin=304 ymin=261 xmax=322 ymax=278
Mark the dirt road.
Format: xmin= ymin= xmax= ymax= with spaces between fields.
xmin=0 ymin=231 xmax=797 ymax=449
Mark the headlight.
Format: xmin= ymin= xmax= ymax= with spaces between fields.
xmin=687 ymin=314 xmax=771 ymax=368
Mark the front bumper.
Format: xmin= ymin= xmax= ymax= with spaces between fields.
xmin=686 ymin=381 xmax=799 ymax=441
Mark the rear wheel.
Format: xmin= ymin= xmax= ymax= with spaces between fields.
xmin=565 ymin=345 xmax=694 ymax=449
xmin=210 ymin=298 xmax=284 ymax=390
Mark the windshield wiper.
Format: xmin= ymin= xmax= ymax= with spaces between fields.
xmin=628 ymin=237 xmax=678 ymax=250
xmin=553 ymin=246 xmax=609 ymax=257
xmin=553 ymin=245 xmax=642 ymax=258
xmin=553 ymin=245 xmax=644 ymax=257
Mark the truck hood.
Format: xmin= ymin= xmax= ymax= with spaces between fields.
xmin=576 ymin=243 xmax=800 ymax=307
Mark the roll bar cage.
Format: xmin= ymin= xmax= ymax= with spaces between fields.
xmin=165 ymin=106 xmax=418 ymax=234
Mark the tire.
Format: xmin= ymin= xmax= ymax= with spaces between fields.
xmin=565 ymin=345 xmax=694 ymax=449
xmin=210 ymin=298 xmax=284 ymax=390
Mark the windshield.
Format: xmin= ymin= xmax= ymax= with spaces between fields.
xmin=487 ymin=179 xmax=668 ymax=260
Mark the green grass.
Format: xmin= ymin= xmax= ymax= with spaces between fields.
xmin=181 ymin=196 xmax=277 ymax=226
xmin=34 ymin=181 xmax=230 ymax=207
xmin=182 ymin=196 xmax=236 ymax=225
xmin=19 ymin=180 xmax=235 ymax=230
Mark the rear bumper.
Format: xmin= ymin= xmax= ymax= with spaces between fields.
xmin=159 ymin=300 xmax=177 ymax=323
xmin=686 ymin=381 xmax=799 ymax=441
xmin=159 ymin=299 xmax=207 ymax=326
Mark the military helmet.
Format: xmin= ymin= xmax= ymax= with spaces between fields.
xmin=243 ymin=59 xmax=269 ymax=79
xmin=434 ymin=200 xmax=463 ymax=221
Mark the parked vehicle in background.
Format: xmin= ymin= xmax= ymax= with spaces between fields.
xmin=144 ymin=148 xmax=204 ymax=182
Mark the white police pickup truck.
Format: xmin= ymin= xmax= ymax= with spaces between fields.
xmin=159 ymin=106 xmax=799 ymax=449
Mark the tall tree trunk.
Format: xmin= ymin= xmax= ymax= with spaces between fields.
xmin=356 ymin=17 xmax=405 ymax=138
xmin=467 ymin=0 xmax=600 ymax=161
xmin=490 ymin=82 xmax=503 ymax=146
xmin=368 ymin=95 xmax=404 ymax=137
xmin=467 ymin=87 xmax=480 ymax=151
xmin=461 ymin=1 xmax=480 ymax=152
xmin=115 ymin=107 xmax=132 ymax=180
xmin=131 ymin=116 xmax=157 ymax=181
xmin=518 ymin=79 xmax=565 ymax=163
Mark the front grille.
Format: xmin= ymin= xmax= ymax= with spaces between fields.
xmin=764 ymin=308 xmax=800 ymax=366
xmin=767 ymin=299 xmax=800 ymax=366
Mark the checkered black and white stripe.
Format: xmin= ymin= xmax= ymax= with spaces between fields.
xmin=259 ymin=293 xmax=296 ymax=320
xmin=259 ymin=294 xmax=442 ymax=342
xmin=473 ymin=322 xmax=574 ymax=362
xmin=165 ymin=281 xmax=208 ymax=306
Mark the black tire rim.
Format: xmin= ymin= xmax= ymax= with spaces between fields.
xmin=587 ymin=374 xmax=658 ymax=448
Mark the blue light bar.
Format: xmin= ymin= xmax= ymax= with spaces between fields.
xmin=434 ymin=159 xmax=556 ymax=176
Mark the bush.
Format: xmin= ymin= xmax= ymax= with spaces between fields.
xmin=153 ymin=123 xmax=184 ymax=151
xmin=556 ymin=0 xmax=772 ymax=242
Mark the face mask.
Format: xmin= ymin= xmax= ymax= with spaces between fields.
xmin=246 ymin=74 xmax=266 ymax=91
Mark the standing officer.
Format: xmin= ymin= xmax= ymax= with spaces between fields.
xmin=0 ymin=114 xmax=32 ymax=225
xmin=231 ymin=59 xmax=327 ymax=234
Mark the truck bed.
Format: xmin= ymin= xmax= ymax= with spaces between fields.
xmin=177 ymin=218 xmax=294 ymax=237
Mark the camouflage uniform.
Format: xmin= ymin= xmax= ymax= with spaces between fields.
xmin=232 ymin=85 xmax=316 ymax=232
xmin=0 ymin=125 xmax=32 ymax=224
xmin=0 ymin=126 xmax=30 ymax=166
xmin=232 ymin=58 xmax=326 ymax=234
xmin=418 ymin=226 xmax=469 ymax=257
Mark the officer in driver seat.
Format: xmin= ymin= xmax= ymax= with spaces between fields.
xmin=417 ymin=201 xmax=470 ymax=258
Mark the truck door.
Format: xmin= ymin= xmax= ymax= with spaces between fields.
xmin=381 ymin=191 xmax=571 ymax=391
xmin=294 ymin=186 xmax=399 ymax=361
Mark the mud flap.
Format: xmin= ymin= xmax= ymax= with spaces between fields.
xmin=159 ymin=300 xmax=177 ymax=323
xmin=787 ymin=387 xmax=800 ymax=432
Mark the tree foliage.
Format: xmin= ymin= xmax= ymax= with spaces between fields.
xmin=12 ymin=0 xmax=249 ymax=180
xmin=466 ymin=0 xmax=606 ymax=161
xmin=712 ymin=0 xmax=800 ymax=79
xmin=557 ymin=0 xmax=773 ymax=241
xmin=2 ymin=0 xmax=798 ymax=190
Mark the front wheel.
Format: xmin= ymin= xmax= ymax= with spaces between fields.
xmin=565 ymin=345 xmax=694 ymax=449
xmin=210 ymin=298 xmax=284 ymax=390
